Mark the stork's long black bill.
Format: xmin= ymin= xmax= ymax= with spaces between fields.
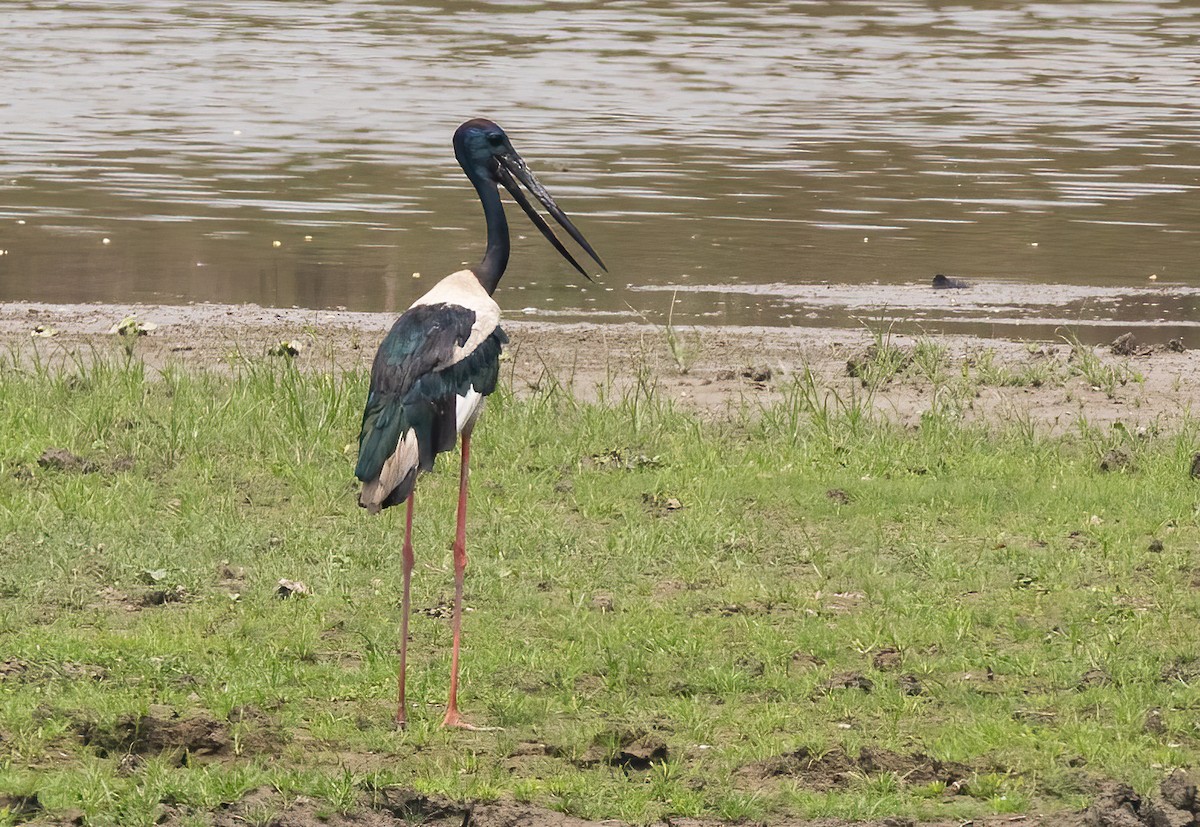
xmin=496 ymin=154 xmax=607 ymax=279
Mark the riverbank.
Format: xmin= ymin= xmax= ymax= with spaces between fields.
xmin=3 ymin=300 xmax=1197 ymax=434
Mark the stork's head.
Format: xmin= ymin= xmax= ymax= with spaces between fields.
xmin=453 ymin=118 xmax=513 ymax=173
xmin=453 ymin=118 xmax=606 ymax=280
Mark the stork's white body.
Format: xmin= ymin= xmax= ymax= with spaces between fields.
xmin=410 ymin=270 xmax=502 ymax=366
xmin=358 ymin=269 xmax=502 ymax=514
xmin=416 ymin=271 xmax=501 ymax=437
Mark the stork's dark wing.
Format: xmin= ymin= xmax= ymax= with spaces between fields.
xmin=355 ymin=302 xmax=507 ymax=491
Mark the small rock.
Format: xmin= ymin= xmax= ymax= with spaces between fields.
xmin=898 ymin=674 xmax=924 ymax=696
xmin=1166 ymin=338 xmax=1186 ymax=353
xmin=1111 ymin=332 xmax=1151 ymax=357
xmin=276 ymin=579 xmax=310 ymax=599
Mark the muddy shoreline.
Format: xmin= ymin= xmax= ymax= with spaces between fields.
xmin=3 ymin=300 xmax=1197 ymax=434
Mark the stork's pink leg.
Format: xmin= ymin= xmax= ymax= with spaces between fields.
xmin=443 ymin=433 xmax=474 ymax=729
xmin=395 ymin=493 xmax=415 ymax=728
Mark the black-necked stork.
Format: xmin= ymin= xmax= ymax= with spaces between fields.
xmin=355 ymin=118 xmax=605 ymax=729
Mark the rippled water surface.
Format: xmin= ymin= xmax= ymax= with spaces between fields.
xmin=1 ymin=1 xmax=1197 ymax=341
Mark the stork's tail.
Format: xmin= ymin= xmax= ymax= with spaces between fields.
xmin=358 ymin=431 xmax=420 ymax=513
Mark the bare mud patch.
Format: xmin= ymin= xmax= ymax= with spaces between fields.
xmin=0 ymin=792 xmax=44 ymax=821
xmin=74 ymin=704 xmax=281 ymax=764
xmin=12 ymin=767 xmax=1200 ymax=827
xmin=35 ymin=447 xmax=98 ymax=474
xmin=0 ymin=659 xmax=107 ymax=684
xmin=76 ymin=706 xmax=230 ymax=762
xmin=159 ymin=786 xmax=632 ymax=827
xmin=1085 ymin=772 xmax=1200 ymax=827
xmin=817 ymin=672 xmax=876 ymax=695
xmin=739 ymin=746 xmax=972 ymax=793
xmin=91 ymin=584 xmax=189 ymax=613
xmin=574 ymin=728 xmax=670 ymax=772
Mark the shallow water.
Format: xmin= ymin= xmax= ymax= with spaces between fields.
xmin=1 ymin=1 xmax=1197 ymax=343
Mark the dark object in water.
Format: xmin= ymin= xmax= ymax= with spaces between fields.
xmin=931 ymin=273 xmax=970 ymax=289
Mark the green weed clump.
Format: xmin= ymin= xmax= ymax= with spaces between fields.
xmin=1062 ymin=331 xmax=1144 ymax=398
xmin=0 ymin=348 xmax=1198 ymax=826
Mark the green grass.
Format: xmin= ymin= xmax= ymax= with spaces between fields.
xmin=0 ymin=346 xmax=1198 ymax=826
xmin=1062 ymin=331 xmax=1144 ymax=398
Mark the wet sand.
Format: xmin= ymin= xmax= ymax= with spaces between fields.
xmin=4 ymin=300 xmax=1197 ymax=435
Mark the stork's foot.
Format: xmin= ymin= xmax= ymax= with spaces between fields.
xmin=442 ymin=710 xmax=502 ymax=731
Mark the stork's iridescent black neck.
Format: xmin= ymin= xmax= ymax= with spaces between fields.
xmin=451 ymin=118 xmax=607 ymax=297
xmin=464 ymin=156 xmax=510 ymax=295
